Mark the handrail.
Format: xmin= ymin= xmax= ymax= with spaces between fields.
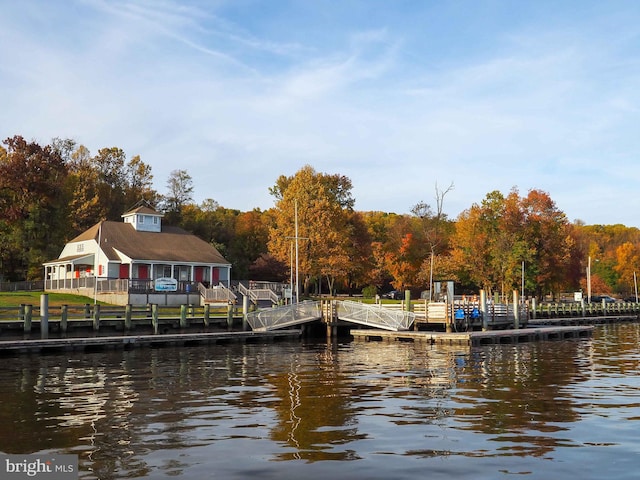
xmin=199 ymin=282 xmax=237 ymax=302
xmin=238 ymin=282 xmax=280 ymax=305
xmin=246 ymin=301 xmax=321 ymax=331
xmin=336 ymin=300 xmax=414 ymax=331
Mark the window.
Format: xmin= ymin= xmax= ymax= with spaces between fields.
xmin=77 ymin=244 xmax=84 ymax=253
xmin=153 ymin=217 xmax=159 ymax=225
xmin=138 ymin=215 xmax=144 ymax=224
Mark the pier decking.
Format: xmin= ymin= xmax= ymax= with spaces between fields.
xmin=351 ymin=325 xmax=594 ymax=346
xmin=0 ymin=329 xmax=301 ymax=355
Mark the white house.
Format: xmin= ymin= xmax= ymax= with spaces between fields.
xmin=43 ymin=206 xmax=232 ymax=304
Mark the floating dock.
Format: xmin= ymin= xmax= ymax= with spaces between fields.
xmin=351 ymin=325 xmax=595 ymax=346
xmin=0 ymin=329 xmax=302 ymax=355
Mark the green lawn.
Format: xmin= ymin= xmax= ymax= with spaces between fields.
xmin=0 ymin=291 xmax=107 ymax=307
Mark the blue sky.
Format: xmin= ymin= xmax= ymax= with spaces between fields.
xmin=2 ymin=1 xmax=640 ymax=226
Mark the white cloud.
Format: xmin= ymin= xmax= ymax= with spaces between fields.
xmin=2 ymin=0 xmax=640 ymax=225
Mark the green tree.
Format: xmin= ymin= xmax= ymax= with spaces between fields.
xmin=162 ymin=169 xmax=194 ymax=225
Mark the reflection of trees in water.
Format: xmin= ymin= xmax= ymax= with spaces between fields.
xmin=266 ymin=342 xmax=462 ymax=461
xmin=0 ymin=344 xmax=301 ymax=478
xmin=2 ymin=326 xmax=637 ymax=475
xmin=452 ymin=340 xmax=593 ymax=457
xmin=267 ymin=343 xmax=365 ymax=461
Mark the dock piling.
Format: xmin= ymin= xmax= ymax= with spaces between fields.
xmin=151 ymin=304 xmax=158 ymax=334
xmin=92 ymin=304 xmax=100 ymax=331
xmin=204 ymin=304 xmax=210 ymax=327
xmin=180 ymin=304 xmax=187 ymax=328
xmin=40 ymin=294 xmax=49 ymax=339
xmin=125 ymin=304 xmax=132 ymax=331
xmin=22 ymin=305 xmax=31 ymax=333
xmin=61 ymin=305 xmax=68 ymax=333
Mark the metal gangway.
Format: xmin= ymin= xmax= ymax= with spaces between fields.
xmin=246 ymin=300 xmax=322 ymax=332
xmin=336 ymin=300 xmax=414 ymax=331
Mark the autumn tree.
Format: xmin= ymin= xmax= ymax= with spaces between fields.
xmin=63 ymin=144 xmax=157 ymax=236
xmin=451 ymin=188 xmax=574 ymax=300
xmin=228 ymin=209 xmax=271 ymax=279
xmin=360 ymin=211 xmax=402 ymax=289
xmin=268 ymin=165 xmax=356 ymax=296
xmin=343 ymin=210 xmax=374 ymax=295
xmin=412 ymin=182 xmax=454 ymax=298
xmin=382 ymin=216 xmax=423 ymax=291
xmin=124 ymin=154 xmax=157 ymax=208
xmin=614 ymin=242 xmax=640 ymax=295
xmin=0 ymin=136 xmax=70 ymax=280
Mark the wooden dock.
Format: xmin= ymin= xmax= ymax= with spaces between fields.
xmin=350 ymin=325 xmax=595 ymax=346
xmin=0 ymin=329 xmax=302 ymax=355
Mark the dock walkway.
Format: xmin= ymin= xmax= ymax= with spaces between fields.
xmin=0 ymin=329 xmax=301 ymax=355
xmin=351 ymin=325 xmax=594 ymax=346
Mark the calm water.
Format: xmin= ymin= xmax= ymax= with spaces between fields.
xmin=1 ymin=324 xmax=639 ymax=479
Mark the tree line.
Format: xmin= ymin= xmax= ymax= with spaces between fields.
xmin=2 ymin=135 xmax=639 ymax=300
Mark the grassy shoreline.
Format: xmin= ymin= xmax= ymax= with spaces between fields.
xmin=0 ymin=292 xmax=107 ymax=307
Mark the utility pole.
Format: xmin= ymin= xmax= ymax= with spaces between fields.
xmin=286 ymin=200 xmax=309 ymax=304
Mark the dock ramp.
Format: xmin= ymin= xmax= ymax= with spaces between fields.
xmin=246 ymin=301 xmax=321 ymax=332
xmin=336 ymin=300 xmax=414 ymax=331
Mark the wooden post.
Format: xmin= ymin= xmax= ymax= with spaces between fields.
xmin=40 ymin=294 xmax=49 ymax=339
xmin=227 ymin=303 xmax=233 ymax=330
xmin=61 ymin=305 xmax=68 ymax=333
xmin=480 ymin=289 xmax=488 ymax=331
xmin=125 ymin=304 xmax=132 ymax=331
xmin=242 ymin=295 xmax=249 ymax=331
xmin=179 ymin=304 xmax=187 ymax=328
xmin=151 ymin=304 xmax=158 ymax=334
xmin=24 ymin=304 xmax=33 ymax=333
xmin=84 ymin=303 xmax=91 ymax=319
xmin=513 ymin=290 xmax=520 ymax=329
xmin=325 ymin=300 xmax=337 ymax=339
xmin=20 ymin=305 xmax=28 ymax=333
xmin=203 ymin=303 xmax=210 ymax=327
xmin=92 ymin=303 xmax=100 ymax=331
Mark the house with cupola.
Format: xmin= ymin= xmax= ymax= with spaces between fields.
xmin=43 ymin=204 xmax=232 ymax=305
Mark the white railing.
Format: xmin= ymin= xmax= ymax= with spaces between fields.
xmin=96 ymin=279 xmax=129 ymax=292
xmin=336 ymin=300 xmax=414 ymax=331
xmin=246 ymin=301 xmax=321 ymax=332
xmin=238 ymin=282 xmax=280 ymax=304
xmin=199 ymin=282 xmax=237 ymax=302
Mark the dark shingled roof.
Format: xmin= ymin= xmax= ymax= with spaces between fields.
xmin=70 ymin=221 xmax=230 ymax=265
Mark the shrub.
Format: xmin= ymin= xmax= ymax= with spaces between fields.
xmin=361 ymin=285 xmax=377 ymax=299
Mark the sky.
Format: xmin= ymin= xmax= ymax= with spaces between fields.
xmin=2 ymin=1 xmax=640 ymax=226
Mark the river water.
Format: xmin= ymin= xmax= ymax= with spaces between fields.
xmin=1 ymin=323 xmax=639 ymax=479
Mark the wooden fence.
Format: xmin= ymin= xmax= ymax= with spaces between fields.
xmin=0 ymin=303 xmax=246 ymax=337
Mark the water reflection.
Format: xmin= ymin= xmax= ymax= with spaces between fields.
xmin=0 ymin=324 xmax=638 ymax=479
